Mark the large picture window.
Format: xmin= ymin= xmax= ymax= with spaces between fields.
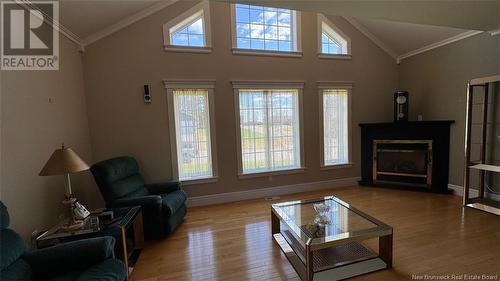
xmin=231 ymin=4 xmax=301 ymax=54
xmin=237 ymin=87 xmax=302 ymax=174
xmin=165 ymin=81 xmax=217 ymax=182
xmin=320 ymin=88 xmax=350 ymax=166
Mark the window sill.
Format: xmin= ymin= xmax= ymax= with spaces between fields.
xmin=181 ymin=176 xmax=218 ymax=185
xmin=318 ymin=53 xmax=352 ymax=60
xmin=232 ymin=48 xmax=303 ymax=58
xmin=164 ymin=45 xmax=212 ymax=54
xmin=238 ymin=168 xmax=306 ymax=179
xmin=320 ymin=163 xmax=354 ymax=170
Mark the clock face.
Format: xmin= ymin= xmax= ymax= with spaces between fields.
xmin=396 ymin=96 xmax=407 ymax=104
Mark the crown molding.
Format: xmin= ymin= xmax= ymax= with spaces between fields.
xmin=343 ymin=16 xmax=398 ymax=62
xmin=14 ymin=0 xmax=83 ymax=48
xmin=489 ymin=29 xmax=500 ymax=36
xmin=82 ymin=0 xmax=179 ymax=46
xmin=397 ymin=30 xmax=483 ymax=63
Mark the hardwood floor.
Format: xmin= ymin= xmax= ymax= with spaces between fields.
xmin=131 ymin=186 xmax=500 ymax=281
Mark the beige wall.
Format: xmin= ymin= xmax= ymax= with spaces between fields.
xmin=0 ymin=36 xmax=100 ymax=240
xmin=399 ymin=32 xmax=500 ymax=186
xmin=83 ymin=1 xmax=398 ymax=198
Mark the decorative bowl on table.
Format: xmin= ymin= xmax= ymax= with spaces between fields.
xmin=313 ymin=202 xmax=330 ymax=216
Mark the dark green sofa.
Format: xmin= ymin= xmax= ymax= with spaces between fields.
xmin=0 ymin=201 xmax=126 ymax=281
xmin=90 ymin=156 xmax=187 ymax=239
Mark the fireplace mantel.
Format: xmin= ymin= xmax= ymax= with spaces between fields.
xmin=359 ymin=120 xmax=455 ymax=128
xmin=359 ymin=120 xmax=454 ymax=193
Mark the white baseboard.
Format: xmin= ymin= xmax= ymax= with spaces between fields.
xmin=448 ymin=184 xmax=500 ymax=201
xmin=187 ymin=177 xmax=361 ymax=207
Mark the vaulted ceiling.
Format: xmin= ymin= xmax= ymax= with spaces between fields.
xmin=58 ymin=0 xmax=161 ymax=38
xmin=350 ymin=18 xmax=471 ymax=56
xmin=52 ymin=0 xmax=498 ymax=61
xmin=223 ymin=0 xmax=500 ymax=31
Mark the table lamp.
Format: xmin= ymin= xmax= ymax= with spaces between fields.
xmin=39 ymin=144 xmax=90 ymax=230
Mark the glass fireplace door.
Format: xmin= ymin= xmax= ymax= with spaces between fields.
xmin=373 ymin=140 xmax=432 ymax=187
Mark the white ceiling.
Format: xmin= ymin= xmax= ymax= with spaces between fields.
xmin=59 ymin=0 xmax=161 ymax=38
xmin=352 ymin=18 xmax=471 ymax=56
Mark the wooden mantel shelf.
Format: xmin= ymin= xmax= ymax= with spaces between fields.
xmin=469 ymin=164 xmax=500 ymax=173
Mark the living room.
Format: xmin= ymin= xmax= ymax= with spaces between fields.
xmin=1 ymin=0 xmax=499 ymax=280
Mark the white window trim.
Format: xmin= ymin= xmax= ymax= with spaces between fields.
xmin=230 ymin=4 xmax=303 ymax=57
xmin=317 ymin=14 xmax=352 ymax=59
xmin=162 ymin=0 xmax=212 ymax=53
xmin=232 ymin=80 xmax=306 ymax=178
xmin=318 ymin=81 xmax=354 ymax=169
xmin=164 ymin=79 xmax=218 ymax=183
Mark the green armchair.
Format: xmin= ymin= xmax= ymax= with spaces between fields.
xmin=90 ymin=156 xmax=187 ymax=239
xmin=0 ymin=201 xmax=126 ymax=281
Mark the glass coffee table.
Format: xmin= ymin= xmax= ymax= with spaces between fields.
xmin=271 ymin=196 xmax=393 ymax=281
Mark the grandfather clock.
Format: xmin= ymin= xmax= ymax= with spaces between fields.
xmin=394 ymin=91 xmax=409 ymax=122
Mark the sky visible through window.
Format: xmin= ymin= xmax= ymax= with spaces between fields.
xmin=171 ymin=17 xmax=205 ymax=47
xmin=235 ymin=4 xmax=293 ymax=51
xmin=321 ymin=33 xmax=342 ymax=54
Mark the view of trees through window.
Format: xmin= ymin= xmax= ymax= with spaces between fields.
xmin=323 ymin=89 xmax=349 ymax=165
xmin=173 ymin=89 xmax=212 ymax=179
xmin=235 ymin=4 xmax=293 ymax=51
xmin=239 ymin=89 xmax=300 ymax=173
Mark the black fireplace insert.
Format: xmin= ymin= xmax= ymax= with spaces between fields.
xmin=359 ymin=121 xmax=454 ymax=193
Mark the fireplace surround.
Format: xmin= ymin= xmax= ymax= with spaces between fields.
xmin=359 ymin=121 xmax=454 ymax=193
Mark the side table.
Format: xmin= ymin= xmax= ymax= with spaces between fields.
xmin=36 ymin=206 xmax=144 ymax=279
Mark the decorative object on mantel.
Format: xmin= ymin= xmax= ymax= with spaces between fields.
xmin=39 ymin=144 xmax=91 ymax=230
xmin=359 ymin=121 xmax=454 ymax=193
xmin=463 ymin=74 xmax=500 ymax=216
xmin=394 ymin=91 xmax=409 ymax=122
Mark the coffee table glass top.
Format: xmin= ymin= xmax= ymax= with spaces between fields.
xmin=272 ymin=196 xmax=390 ymax=246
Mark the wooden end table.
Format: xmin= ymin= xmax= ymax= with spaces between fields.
xmin=36 ymin=206 xmax=144 ymax=280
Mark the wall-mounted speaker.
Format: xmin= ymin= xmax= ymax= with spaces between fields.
xmin=394 ymin=91 xmax=409 ymax=122
xmin=143 ymin=85 xmax=151 ymax=103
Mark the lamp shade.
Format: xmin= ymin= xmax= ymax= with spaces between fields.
xmin=39 ymin=146 xmax=90 ymax=176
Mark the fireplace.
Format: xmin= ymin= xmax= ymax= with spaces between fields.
xmin=359 ymin=121 xmax=454 ymax=193
xmin=373 ymin=140 xmax=432 ymax=187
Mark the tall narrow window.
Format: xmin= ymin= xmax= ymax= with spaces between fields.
xmin=165 ymin=83 xmax=217 ymax=181
xmin=317 ymin=14 xmax=351 ymax=57
xmin=238 ymin=88 xmax=302 ymax=174
xmin=231 ymin=4 xmax=301 ymax=53
xmin=322 ymin=89 xmax=350 ymax=166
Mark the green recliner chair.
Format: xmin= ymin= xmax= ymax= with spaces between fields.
xmin=0 ymin=201 xmax=126 ymax=281
xmin=90 ymin=156 xmax=187 ymax=239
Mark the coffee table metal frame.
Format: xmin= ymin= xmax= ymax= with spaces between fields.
xmin=271 ymin=196 xmax=393 ymax=281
